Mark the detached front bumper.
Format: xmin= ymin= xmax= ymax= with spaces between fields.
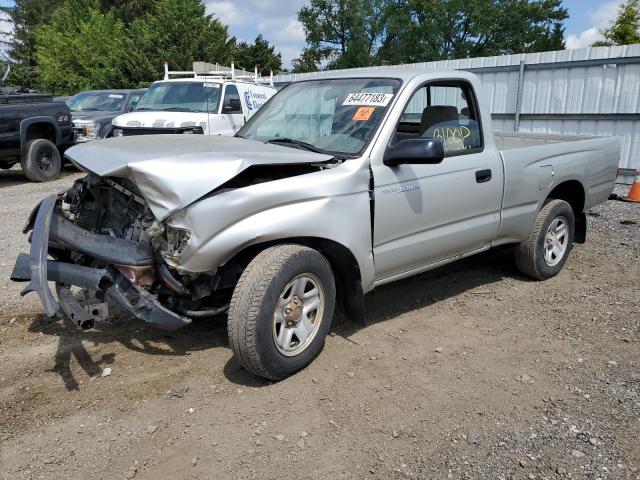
xmin=10 ymin=194 xmax=191 ymax=331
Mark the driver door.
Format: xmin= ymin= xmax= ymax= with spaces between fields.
xmin=371 ymin=81 xmax=503 ymax=282
xmin=219 ymin=84 xmax=244 ymax=135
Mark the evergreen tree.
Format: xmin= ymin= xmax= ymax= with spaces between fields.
xmin=131 ymin=0 xmax=236 ymax=79
xmin=234 ymin=35 xmax=283 ymax=75
xmin=0 ymin=0 xmax=64 ymax=88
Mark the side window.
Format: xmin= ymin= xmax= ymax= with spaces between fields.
xmin=222 ymin=85 xmax=242 ymax=113
xmin=127 ymin=94 xmax=141 ymax=110
xmin=395 ymin=82 xmax=482 ymax=155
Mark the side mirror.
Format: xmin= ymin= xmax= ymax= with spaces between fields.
xmin=383 ymin=138 xmax=444 ymax=166
xmin=224 ymin=98 xmax=241 ymax=113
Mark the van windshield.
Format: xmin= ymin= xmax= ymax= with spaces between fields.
xmin=237 ymin=78 xmax=402 ymax=157
xmin=135 ymin=82 xmax=221 ymax=113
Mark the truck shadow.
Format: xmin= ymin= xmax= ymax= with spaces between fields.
xmin=28 ymin=311 xmax=228 ymax=391
xmin=27 ymin=245 xmax=525 ymax=391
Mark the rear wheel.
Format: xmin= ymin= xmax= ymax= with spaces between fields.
xmin=227 ymin=244 xmax=336 ymax=380
xmin=21 ymin=138 xmax=61 ymax=182
xmin=515 ymin=199 xmax=575 ymax=280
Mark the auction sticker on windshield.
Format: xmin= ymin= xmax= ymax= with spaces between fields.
xmin=353 ymin=107 xmax=375 ymax=121
xmin=343 ymin=92 xmax=393 ymax=107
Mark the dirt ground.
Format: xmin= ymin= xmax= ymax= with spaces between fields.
xmin=0 ymin=167 xmax=638 ymax=480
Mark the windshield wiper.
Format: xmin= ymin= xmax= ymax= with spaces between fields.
xmin=162 ymin=107 xmax=199 ymax=112
xmin=134 ymin=107 xmax=154 ymax=111
xmin=266 ymin=138 xmax=326 ymax=154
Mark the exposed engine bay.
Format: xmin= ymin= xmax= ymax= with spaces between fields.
xmin=11 ymin=175 xmax=234 ymax=330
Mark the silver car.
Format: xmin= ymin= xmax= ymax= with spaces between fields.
xmin=11 ymin=69 xmax=619 ymax=380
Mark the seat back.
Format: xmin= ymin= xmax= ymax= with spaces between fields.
xmin=419 ymin=105 xmax=459 ymax=135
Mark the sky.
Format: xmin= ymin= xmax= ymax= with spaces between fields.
xmin=0 ymin=0 xmax=631 ymax=68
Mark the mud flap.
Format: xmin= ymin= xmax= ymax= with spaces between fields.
xmin=19 ymin=194 xmax=59 ymax=316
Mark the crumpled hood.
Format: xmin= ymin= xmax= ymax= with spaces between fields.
xmin=65 ymin=135 xmax=333 ymax=220
xmin=112 ymin=111 xmax=208 ymax=129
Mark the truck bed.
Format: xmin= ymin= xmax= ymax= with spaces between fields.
xmin=495 ymin=131 xmax=600 ymax=150
xmin=494 ymin=132 xmax=619 ymax=246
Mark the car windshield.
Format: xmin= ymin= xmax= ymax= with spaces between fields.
xmin=134 ymin=81 xmax=221 ymax=113
xmin=237 ymin=78 xmax=402 ymax=157
xmin=67 ymin=91 xmax=126 ymax=112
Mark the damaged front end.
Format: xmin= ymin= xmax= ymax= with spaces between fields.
xmin=11 ymin=175 xmax=228 ymax=330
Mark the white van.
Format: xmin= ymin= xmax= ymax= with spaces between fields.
xmin=111 ymin=63 xmax=276 ymax=137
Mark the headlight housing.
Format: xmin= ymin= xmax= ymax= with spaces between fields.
xmin=163 ymin=226 xmax=192 ymax=259
xmin=73 ymin=120 xmax=101 ymax=140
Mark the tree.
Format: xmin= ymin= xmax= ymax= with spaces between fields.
xmin=0 ymin=0 xmax=64 ymax=88
xmin=297 ymin=0 xmax=388 ymax=69
xmin=36 ymin=0 xmax=150 ymax=94
xmin=131 ymin=0 xmax=236 ymax=79
xmin=378 ymin=0 xmax=568 ymax=64
xmin=234 ymin=35 xmax=283 ymax=75
xmin=297 ymin=0 xmax=568 ymax=69
xmin=292 ymin=48 xmax=325 ymax=72
xmin=592 ymin=0 xmax=640 ymax=47
xmin=99 ymin=0 xmax=159 ymax=25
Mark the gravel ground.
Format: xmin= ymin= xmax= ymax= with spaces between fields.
xmin=0 ymin=167 xmax=638 ymax=480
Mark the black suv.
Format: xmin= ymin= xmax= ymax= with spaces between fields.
xmin=0 ymin=85 xmax=74 ymax=182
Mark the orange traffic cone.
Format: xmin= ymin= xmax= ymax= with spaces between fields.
xmin=625 ymin=169 xmax=640 ymax=203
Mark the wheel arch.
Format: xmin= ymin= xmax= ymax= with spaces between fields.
xmin=546 ymin=179 xmax=586 ymax=243
xmin=20 ymin=117 xmax=61 ymax=152
xmin=225 ymin=236 xmax=365 ymax=325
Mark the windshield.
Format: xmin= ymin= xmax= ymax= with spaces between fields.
xmin=135 ymin=81 xmax=221 ymax=113
xmin=67 ymin=91 xmax=126 ymax=112
xmin=237 ymin=78 xmax=402 ymax=156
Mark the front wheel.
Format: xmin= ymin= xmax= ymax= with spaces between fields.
xmin=515 ymin=199 xmax=575 ymax=280
xmin=227 ymin=244 xmax=336 ymax=380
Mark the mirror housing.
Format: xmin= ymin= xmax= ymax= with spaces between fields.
xmin=223 ymin=98 xmax=241 ymax=113
xmin=383 ymin=138 xmax=444 ymax=166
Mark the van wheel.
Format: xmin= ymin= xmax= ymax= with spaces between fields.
xmin=515 ymin=199 xmax=575 ymax=280
xmin=21 ymin=138 xmax=61 ymax=182
xmin=228 ymin=244 xmax=336 ymax=380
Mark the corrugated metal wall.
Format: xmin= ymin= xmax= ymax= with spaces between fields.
xmin=274 ymin=45 xmax=640 ymax=180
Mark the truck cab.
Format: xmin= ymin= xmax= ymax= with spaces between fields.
xmin=111 ymin=64 xmax=276 ymax=137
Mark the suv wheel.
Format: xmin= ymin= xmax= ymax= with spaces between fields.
xmin=21 ymin=138 xmax=61 ymax=182
xmin=227 ymin=244 xmax=336 ymax=380
xmin=515 ymin=199 xmax=575 ymax=280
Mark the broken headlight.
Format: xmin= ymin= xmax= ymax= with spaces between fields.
xmin=163 ymin=226 xmax=192 ymax=259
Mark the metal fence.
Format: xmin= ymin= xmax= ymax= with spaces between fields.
xmin=274 ymin=45 xmax=640 ymax=183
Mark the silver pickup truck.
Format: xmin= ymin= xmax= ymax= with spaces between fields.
xmin=11 ymin=69 xmax=619 ymax=380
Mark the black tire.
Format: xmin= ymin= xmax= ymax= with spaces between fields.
xmin=20 ymin=138 xmax=61 ymax=182
xmin=515 ymin=199 xmax=575 ymax=280
xmin=228 ymin=244 xmax=336 ymax=381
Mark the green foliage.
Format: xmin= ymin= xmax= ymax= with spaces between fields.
xmin=3 ymin=0 xmax=281 ymax=94
xmin=36 ymin=0 xmax=146 ymax=94
xmin=234 ymin=35 xmax=283 ymax=75
xmin=35 ymin=0 xmax=238 ymax=94
xmin=131 ymin=0 xmax=235 ymax=80
xmin=0 ymin=0 xmax=64 ymax=87
xmin=592 ymin=0 xmax=640 ymax=47
xmin=297 ymin=0 xmax=387 ymax=69
xmin=296 ymin=0 xmax=568 ymax=69
xmin=292 ymin=48 xmax=325 ymax=73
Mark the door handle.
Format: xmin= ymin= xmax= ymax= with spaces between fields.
xmin=475 ymin=169 xmax=492 ymax=183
